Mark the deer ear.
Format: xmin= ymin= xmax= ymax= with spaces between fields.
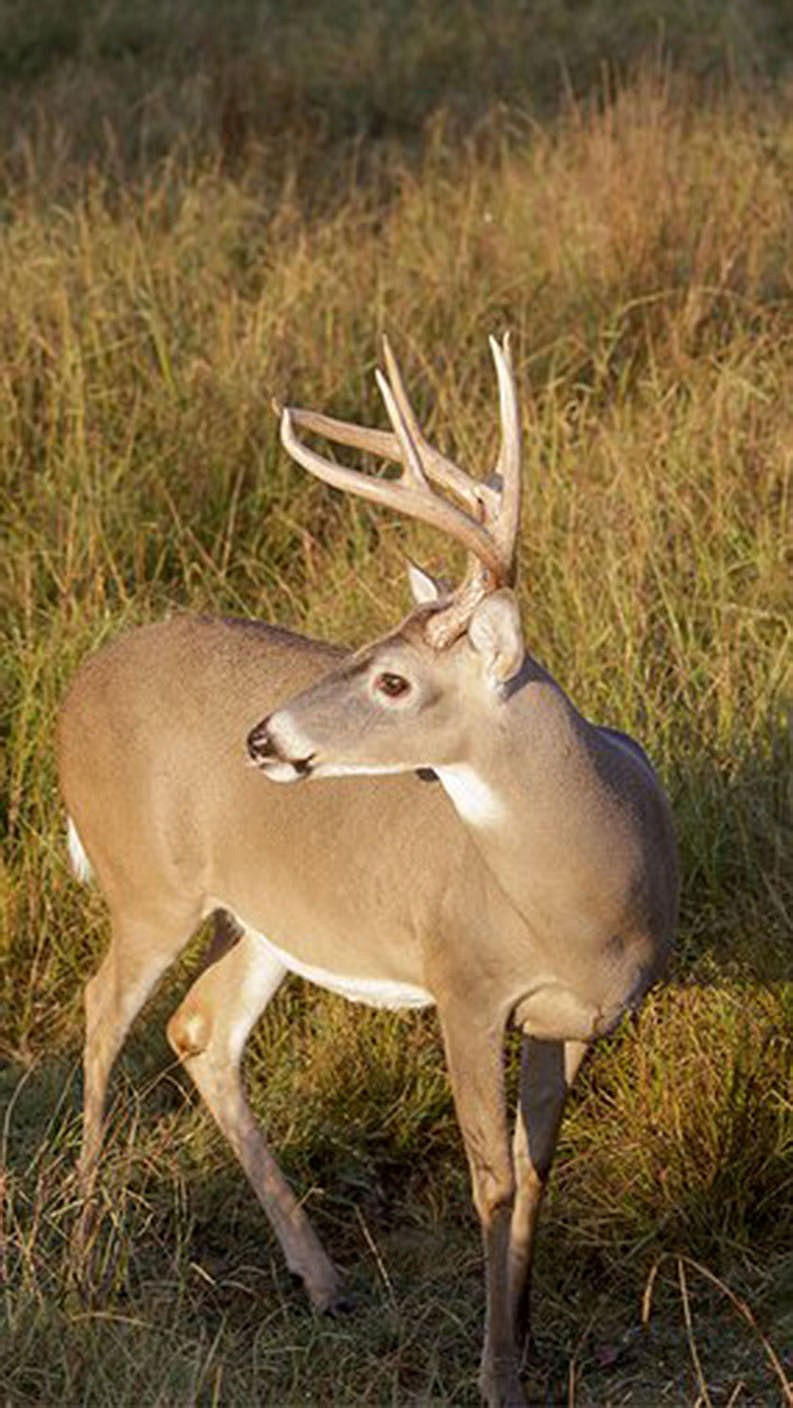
xmin=468 ymin=590 xmax=524 ymax=688
xmin=406 ymin=560 xmax=443 ymax=605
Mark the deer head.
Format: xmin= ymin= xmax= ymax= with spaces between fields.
xmin=248 ymin=335 xmax=525 ymax=782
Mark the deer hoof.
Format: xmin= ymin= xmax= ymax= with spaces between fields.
xmin=479 ymin=1364 xmax=527 ymax=1408
xmin=324 ymin=1291 xmax=356 ymax=1316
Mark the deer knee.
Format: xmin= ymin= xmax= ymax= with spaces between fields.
xmin=473 ymin=1166 xmax=516 ymax=1228
xmin=167 ymin=1001 xmax=212 ymax=1060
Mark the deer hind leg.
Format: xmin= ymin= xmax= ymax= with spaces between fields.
xmin=509 ymin=1037 xmax=588 ymax=1360
xmin=76 ymin=896 xmax=201 ymax=1250
xmin=166 ymin=920 xmax=345 ymax=1314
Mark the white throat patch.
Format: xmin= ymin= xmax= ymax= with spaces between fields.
xmin=312 ymin=762 xmax=411 ymax=778
xmin=435 ymin=765 xmax=505 ymax=828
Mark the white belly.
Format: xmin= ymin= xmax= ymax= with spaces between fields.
xmin=230 ymin=910 xmax=434 ymax=1011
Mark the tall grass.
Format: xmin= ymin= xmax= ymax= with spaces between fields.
xmin=1 ymin=4 xmax=792 ymax=1402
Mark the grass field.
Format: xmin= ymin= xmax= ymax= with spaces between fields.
xmin=1 ymin=2 xmax=792 ymax=1403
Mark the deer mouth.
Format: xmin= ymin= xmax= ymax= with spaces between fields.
xmin=290 ymin=752 xmax=315 ymax=778
xmin=246 ymin=719 xmax=315 ymax=781
xmin=251 ymin=751 xmax=315 ymax=783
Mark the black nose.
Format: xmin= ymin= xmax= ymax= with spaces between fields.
xmin=247 ymin=718 xmax=277 ymax=762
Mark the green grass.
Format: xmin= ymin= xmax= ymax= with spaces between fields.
xmin=1 ymin=3 xmax=792 ymax=1403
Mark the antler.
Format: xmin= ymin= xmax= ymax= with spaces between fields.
xmin=278 ymin=335 xmax=523 ymax=647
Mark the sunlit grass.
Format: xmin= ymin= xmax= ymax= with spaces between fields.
xmin=1 ymin=10 xmax=792 ymax=1403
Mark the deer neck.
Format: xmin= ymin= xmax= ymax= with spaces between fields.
xmin=435 ymin=661 xmax=633 ymax=946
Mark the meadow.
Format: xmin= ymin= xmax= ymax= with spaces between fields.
xmin=1 ymin=2 xmax=792 ymax=1403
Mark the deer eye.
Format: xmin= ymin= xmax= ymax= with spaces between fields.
xmin=374 ymin=672 xmax=411 ymax=699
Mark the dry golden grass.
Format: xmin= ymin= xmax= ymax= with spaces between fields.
xmin=1 ymin=5 xmax=792 ymax=1403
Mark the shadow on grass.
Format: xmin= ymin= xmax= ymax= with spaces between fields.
xmin=4 ymin=0 xmax=793 ymax=202
xmin=670 ymin=706 xmax=792 ymax=988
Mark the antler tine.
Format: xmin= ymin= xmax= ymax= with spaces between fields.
xmin=284 ymin=341 xmax=516 ymax=531
xmin=282 ymin=351 xmax=484 ymax=509
xmin=381 ymin=336 xmax=484 ymax=515
xmin=285 ymin=407 xmax=401 ymax=464
xmin=279 ymin=407 xmax=505 ymax=578
xmin=488 ymin=333 xmax=522 ymax=583
xmin=374 ymin=367 xmax=429 ymax=490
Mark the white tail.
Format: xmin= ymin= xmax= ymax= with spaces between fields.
xmin=66 ymin=815 xmax=92 ymax=884
xmin=59 ymin=337 xmax=677 ymax=1407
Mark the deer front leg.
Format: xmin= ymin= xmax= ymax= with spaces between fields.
xmin=509 ymin=1037 xmax=588 ymax=1359
xmin=438 ymin=1001 xmax=525 ymax=1408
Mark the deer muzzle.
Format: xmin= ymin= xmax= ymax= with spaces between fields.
xmin=246 ymin=716 xmax=315 ymax=781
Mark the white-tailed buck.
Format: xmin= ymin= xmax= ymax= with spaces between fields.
xmin=59 ymin=336 xmax=677 ymax=1407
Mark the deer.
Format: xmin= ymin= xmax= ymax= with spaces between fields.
xmin=58 ymin=334 xmax=678 ymax=1407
